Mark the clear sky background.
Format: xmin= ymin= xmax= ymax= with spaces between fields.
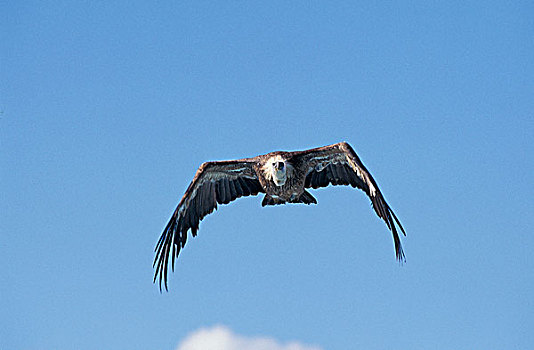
xmin=2 ymin=1 xmax=533 ymax=349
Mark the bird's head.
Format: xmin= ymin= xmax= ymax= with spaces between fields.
xmin=273 ymin=160 xmax=288 ymax=179
xmin=273 ymin=161 xmax=285 ymax=173
xmin=263 ymin=155 xmax=288 ymax=186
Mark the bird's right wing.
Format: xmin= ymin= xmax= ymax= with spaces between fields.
xmin=154 ymin=159 xmax=264 ymax=291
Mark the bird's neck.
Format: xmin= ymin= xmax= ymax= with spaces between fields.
xmin=273 ymin=170 xmax=287 ymax=186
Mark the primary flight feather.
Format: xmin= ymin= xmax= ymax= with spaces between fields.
xmin=154 ymin=142 xmax=406 ymax=290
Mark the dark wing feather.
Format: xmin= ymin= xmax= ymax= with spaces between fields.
xmin=297 ymin=142 xmax=406 ymax=262
xmin=154 ymin=160 xmax=263 ymax=291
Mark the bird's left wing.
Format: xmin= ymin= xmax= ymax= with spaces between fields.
xmin=292 ymin=142 xmax=406 ymax=262
xmin=154 ymin=159 xmax=263 ymax=290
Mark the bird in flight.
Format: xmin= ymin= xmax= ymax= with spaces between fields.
xmin=154 ymin=142 xmax=406 ymax=290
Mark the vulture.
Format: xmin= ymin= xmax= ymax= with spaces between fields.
xmin=154 ymin=142 xmax=406 ymax=290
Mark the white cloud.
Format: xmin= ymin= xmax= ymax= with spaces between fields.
xmin=176 ymin=325 xmax=323 ymax=350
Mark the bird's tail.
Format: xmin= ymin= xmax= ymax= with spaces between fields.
xmin=293 ymin=190 xmax=317 ymax=205
xmin=262 ymin=195 xmax=285 ymax=206
xmin=262 ymin=191 xmax=317 ymax=206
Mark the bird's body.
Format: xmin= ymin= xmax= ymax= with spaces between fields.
xmin=255 ymin=152 xmax=312 ymax=205
xmin=154 ymin=142 xmax=406 ymax=290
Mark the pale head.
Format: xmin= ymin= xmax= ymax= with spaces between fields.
xmin=262 ymin=154 xmax=289 ymax=186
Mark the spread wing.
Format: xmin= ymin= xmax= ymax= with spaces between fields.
xmin=154 ymin=159 xmax=264 ymax=290
xmin=295 ymin=142 xmax=406 ymax=262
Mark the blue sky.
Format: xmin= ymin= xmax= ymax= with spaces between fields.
xmin=2 ymin=1 xmax=533 ymax=349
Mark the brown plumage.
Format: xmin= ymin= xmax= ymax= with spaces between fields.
xmin=154 ymin=142 xmax=406 ymax=290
